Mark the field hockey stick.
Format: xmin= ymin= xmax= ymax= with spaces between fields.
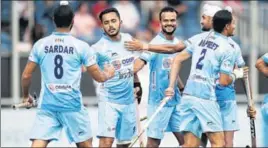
xmin=12 ymin=93 xmax=38 ymax=110
xmin=130 ymin=97 xmax=170 ymax=147
xmin=242 ymin=70 xmax=257 ymax=148
xmin=135 ymin=100 xmax=146 ymax=147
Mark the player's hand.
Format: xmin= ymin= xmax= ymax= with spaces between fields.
xmin=124 ymin=38 xmax=148 ymax=51
xmin=233 ymin=66 xmax=249 ymax=79
xmin=165 ymin=87 xmax=175 ymax=97
xmin=242 ymin=66 xmax=249 ymax=78
xmin=247 ymin=106 xmax=256 ymax=119
xmin=103 ymin=64 xmax=115 ymax=80
xmin=134 ymin=82 xmax=142 ymax=104
xmin=22 ymin=95 xmax=34 ymax=109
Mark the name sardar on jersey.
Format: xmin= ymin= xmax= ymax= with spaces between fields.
xmin=44 ymin=45 xmax=74 ymax=54
xmin=198 ymin=39 xmax=219 ymax=50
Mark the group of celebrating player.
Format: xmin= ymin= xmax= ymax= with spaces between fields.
xmin=20 ymin=1 xmax=267 ymax=147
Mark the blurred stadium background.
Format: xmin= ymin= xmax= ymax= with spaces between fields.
xmin=1 ymin=0 xmax=267 ymax=147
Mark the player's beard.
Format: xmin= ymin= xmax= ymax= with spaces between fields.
xmin=201 ymin=26 xmax=210 ymax=31
xmin=104 ymin=26 xmax=120 ymax=37
xmin=162 ymin=25 xmax=176 ymax=35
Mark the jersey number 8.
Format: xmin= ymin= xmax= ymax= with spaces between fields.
xmin=54 ymin=55 xmax=63 ymax=79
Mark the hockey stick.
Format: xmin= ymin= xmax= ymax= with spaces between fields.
xmin=242 ymin=72 xmax=257 ymax=148
xmin=12 ymin=93 xmax=38 ymax=110
xmin=130 ymin=97 xmax=170 ymax=147
xmin=135 ymin=99 xmax=146 ymax=147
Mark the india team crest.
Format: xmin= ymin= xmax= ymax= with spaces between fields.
xmin=112 ymin=60 xmax=121 ymax=70
xmin=162 ymin=57 xmax=173 ymax=69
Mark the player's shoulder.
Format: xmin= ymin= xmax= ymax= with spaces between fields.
xmin=32 ymin=35 xmax=51 ymax=48
xmin=121 ymin=32 xmax=133 ymax=41
xmin=91 ymin=37 xmax=106 ymax=52
xmin=227 ymin=37 xmax=241 ymax=50
xmin=70 ymin=36 xmax=90 ymax=48
xmin=150 ymin=34 xmax=165 ymax=44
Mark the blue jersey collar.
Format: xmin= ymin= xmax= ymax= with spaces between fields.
xmin=103 ymin=32 xmax=122 ymax=42
xmin=159 ymin=32 xmax=174 ymax=41
xmin=52 ymin=32 xmax=71 ymax=36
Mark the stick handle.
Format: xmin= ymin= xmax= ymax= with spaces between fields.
xmin=243 ymin=74 xmax=257 ymax=148
xmin=129 ymin=97 xmax=170 ymax=147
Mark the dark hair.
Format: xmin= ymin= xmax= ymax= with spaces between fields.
xmin=213 ymin=10 xmax=232 ymax=33
xmin=53 ymin=4 xmax=74 ymax=28
xmin=159 ymin=6 xmax=178 ymax=20
xmin=99 ymin=7 xmax=120 ymax=21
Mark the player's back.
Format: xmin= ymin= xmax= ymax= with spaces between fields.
xmin=215 ymin=37 xmax=245 ymax=101
xmin=30 ymin=32 xmax=92 ymax=111
xmin=184 ymin=32 xmax=235 ymax=100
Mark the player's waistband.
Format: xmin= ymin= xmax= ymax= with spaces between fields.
xmin=183 ymin=93 xmax=216 ymax=101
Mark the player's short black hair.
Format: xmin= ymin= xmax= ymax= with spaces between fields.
xmin=159 ymin=6 xmax=178 ymax=20
xmin=53 ymin=3 xmax=74 ymax=28
xmin=213 ymin=10 xmax=232 ymax=33
xmin=99 ymin=8 xmax=120 ymax=22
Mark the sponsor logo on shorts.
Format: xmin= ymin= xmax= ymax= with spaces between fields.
xmin=207 ymin=121 xmax=214 ymax=125
xmin=78 ymin=131 xmax=85 ymax=136
xmin=47 ymin=84 xmax=72 ymax=93
xmin=108 ymin=127 xmax=116 ymax=131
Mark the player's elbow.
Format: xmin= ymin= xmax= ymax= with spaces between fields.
xmin=21 ymin=73 xmax=32 ymax=81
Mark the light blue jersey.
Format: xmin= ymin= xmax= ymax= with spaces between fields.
xmin=262 ymin=53 xmax=268 ymax=104
xmin=215 ymin=38 xmax=245 ymax=101
xmin=185 ymin=31 xmax=245 ymax=101
xmin=183 ymin=31 xmax=236 ymax=100
xmin=28 ymin=32 xmax=96 ymax=112
xmin=140 ymin=32 xmax=181 ymax=106
xmin=92 ymin=33 xmax=139 ymax=105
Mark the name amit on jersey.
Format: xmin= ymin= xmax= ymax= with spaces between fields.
xmin=44 ymin=45 xmax=74 ymax=54
xmin=198 ymin=39 xmax=219 ymax=50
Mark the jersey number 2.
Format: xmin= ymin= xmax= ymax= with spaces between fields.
xmin=54 ymin=55 xmax=63 ymax=79
xmin=196 ymin=49 xmax=207 ymax=70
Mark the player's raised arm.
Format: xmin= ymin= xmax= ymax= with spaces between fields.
xmin=255 ymin=53 xmax=268 ymax=77
xmin=125 ymin=38 xmax=185 ymax=54
xmin=165 ymin=50 xmax=191 ymax=97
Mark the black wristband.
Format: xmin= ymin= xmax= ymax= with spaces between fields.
xmin=134 ymin=82 xmax=141 ymax=88
xmin=179 ymin=87 xmax=184 ymax=92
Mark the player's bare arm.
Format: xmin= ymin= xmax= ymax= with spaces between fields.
xmin=133 ymin=58 xmax=146 ymax=74
xmin=177 ymin=76 xmax=184 ymax=92
xmin=21 ymin=61 xmax=37 ymax=105
xmin=124 ymin=38 xmax=185 ymax=54
xmin=86 ymin=64 xmax=115 ymax=82
xmin=255 ymin=58 xmax=268 ymax=77
xmin=165 ymin=50 xmax=191 ymax=97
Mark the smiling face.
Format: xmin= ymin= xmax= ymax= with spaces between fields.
xmin=160 ymin=11 xmax=177 ymax=35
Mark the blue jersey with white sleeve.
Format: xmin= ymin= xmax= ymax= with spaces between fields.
xmin=92 ymin=33 xmax=139 ymax=105
xmin=140 ymin=32 xmax=181 ymax=107
xmin=28 ymin=32 xmax=96 ymax=112
xmin=183 ymin=32 xmax=236 ymax=101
